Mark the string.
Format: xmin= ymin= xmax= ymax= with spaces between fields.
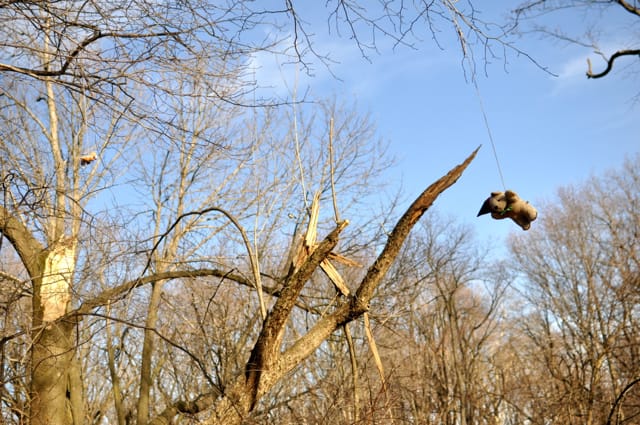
xmin=472 ymin=77 xmax=507 ymax=191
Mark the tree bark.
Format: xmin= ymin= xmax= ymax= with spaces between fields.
xmin=30 ymin=319 xmax=76 ymax=425
xmin=29 ymin=242 xmax=80 ymax=425
xmin=137 ymin=281 xmax=164 ymax=425
xmin=1 ymin=207 xmax=82 ymax=425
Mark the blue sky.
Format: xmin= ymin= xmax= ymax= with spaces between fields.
xmin=251 ymin=2 xmax=639 ymax=254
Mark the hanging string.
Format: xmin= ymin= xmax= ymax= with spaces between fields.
xmin=472 ymin=77 xmax=507 ymax=191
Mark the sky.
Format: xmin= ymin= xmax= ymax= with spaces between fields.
xmin=251 ymin=2 xmax=640 ymax=255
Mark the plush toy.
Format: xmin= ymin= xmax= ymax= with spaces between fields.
xmin=79 ymin=151 xmax=98 ymax=166
xmin=477 ymin=190 xmax=538 ymax=231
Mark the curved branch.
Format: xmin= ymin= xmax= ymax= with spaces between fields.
xmin=65 ymin=266 xmax=322 ymax=324
xmin=142 ymin=206 xmax=267 ymax=319
xmin=0 ymin=205 xmax=44 ymax=278
xmin=0 ymin=29 xmax=182 ymax=79
xmin=617 ymin=0 xmax=640 ymax=17
xmin=214 ymin=208 xmax=267 ymax=320
xmin=605 ymin=376 xmax=640 ymax=425
xmin=587 ymin=49 xmax=640 ymax=79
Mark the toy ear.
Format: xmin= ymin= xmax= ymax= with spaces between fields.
xmin=505 ymin=190 xmax=519 ymax=202
xmin=477 ymin=198 xmax=493 ymax=216
xmin=490 ymin=191 xmax=503 ymax=197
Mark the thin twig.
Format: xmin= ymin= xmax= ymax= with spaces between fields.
xmin=364 ymin=312 xmax=394 ymax=424
xmin=344 ymin=323 xmax=360 ymax=423
xmin=328 ymin=117 xmax=341 ymax=223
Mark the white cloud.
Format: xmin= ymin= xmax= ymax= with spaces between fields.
xmin=246 ymin=32 xmax=367 ymax=100
xmin=557 ymin=54 xmax=590 ymax=80
xmin=552 ymin=38 xmax=632 ymax=91
xmin=247 ymin=30 xmax=453 ymax=103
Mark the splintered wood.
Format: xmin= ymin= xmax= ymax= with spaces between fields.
xmin=292 ymin=191 xmax=360 ymax=296
xmin=41 ymin=240 xmax=76 ymax=322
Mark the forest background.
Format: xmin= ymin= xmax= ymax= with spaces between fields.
xmin=0 ymin=1 xmax=639 ymax=424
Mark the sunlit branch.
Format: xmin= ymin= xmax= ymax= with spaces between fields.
xmin=587 ymin=49 xmax=640 ymax=79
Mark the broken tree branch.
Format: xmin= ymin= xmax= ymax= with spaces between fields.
xmin=277 ymin=146 xmax=480 ymax=381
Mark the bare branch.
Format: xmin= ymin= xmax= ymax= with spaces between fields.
xmin=139 ymin=206 xmax=267 ymax=319
xmin=354 ymin=145 xmax=480 ymax=306
xmin=0 ymin=29 xmax=182 ymax=78
xmin=68 ymin=268 xmax=250 ymax=318
xmin=245 ymin=219 xmax=349 ymax=407
xmin=275 ymin=146 xmax=480 ymax=382
xmin=605 ymin=377 xmax=640 ymax=425
xmin=616 ymin=0 xmax=640 ymax=17
xmin=149 ymin=391 xmax=220 ymax=425
xmin=0 ymin=205 xmax=44 ymax=278
xmin=587 ymin=49 xmax=640 ymax=79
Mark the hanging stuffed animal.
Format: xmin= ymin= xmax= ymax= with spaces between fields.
xmin=79 ymin=151 xmax=98 ymax=166
xmin=477 ymin=190 xmax=538 ymax=231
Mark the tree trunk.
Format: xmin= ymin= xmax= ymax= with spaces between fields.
xmin=137 ymin=280 xmax=164 ymax=425
xmin=30 ymin=241 xmax=80 ymax=425
xmin=30 ymin=321 xmax=76 ymax=425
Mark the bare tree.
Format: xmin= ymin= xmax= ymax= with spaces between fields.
xmin=0 ymin=1 xmax=516 ymax=424
xmin=363 ymin=216 xmax=511 ymax=425
xmin=508 ymin=154 xmax=640 ymax=425
xmin=508 ymin=0 xmax=640 ymax=79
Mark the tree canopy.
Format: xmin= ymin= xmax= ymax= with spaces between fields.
xmin=0 ymin=1 xmax=638 ymax=424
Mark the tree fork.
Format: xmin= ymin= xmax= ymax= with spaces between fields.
xmin=195 ymin=147 xmax=479 ymax=425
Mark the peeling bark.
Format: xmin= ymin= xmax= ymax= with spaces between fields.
xmin=40 ymin=240 xmax=75 ymax=322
